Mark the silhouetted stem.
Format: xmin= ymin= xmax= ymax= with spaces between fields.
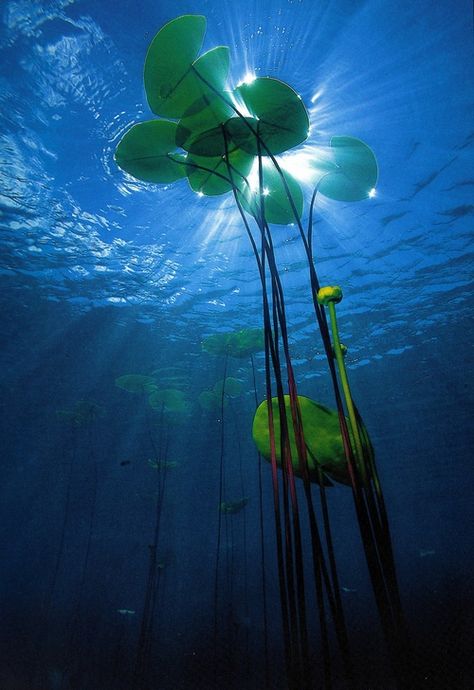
xmin=213 ymin=352 xmax=228 ymax=668
xmin=251 ymin=353 xmax=270 ymax=689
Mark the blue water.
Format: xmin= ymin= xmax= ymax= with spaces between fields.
xmin=0 ymin=1 xmax=473 ymax=688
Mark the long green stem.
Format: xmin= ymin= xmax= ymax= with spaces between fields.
xmin=327 ymin=301 xmax=367 ymax=484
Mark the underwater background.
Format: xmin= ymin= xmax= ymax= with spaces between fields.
xmin=0 ymin=0 xmax=473 ymax=688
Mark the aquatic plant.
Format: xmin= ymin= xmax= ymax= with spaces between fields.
xmin=115 ymin=374 xmax=157 ymax=394
xmin=114 ymin=372 xmax=177 ymax=681
xmin=202 ymin=328 xmax=264 ymax=358
xmin=115 ymin=374 xmax=190 ymax=424
xmin=252 ymin=394 xmax=372 ymax=486
xmin=197 ymin=388 xmax=224 ymax=411
xmin=148 ymin=387 xmax=188 ymax=413
xmin=198 ymin=377 xmax=243 ymax=410
xmin=51 ymin=399 xmax=104 ymax=688
xmin=114 ymin=15 xmax=408 ymax=689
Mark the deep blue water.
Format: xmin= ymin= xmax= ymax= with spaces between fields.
xmin=0 ymin=1 xmax=473 ymax=689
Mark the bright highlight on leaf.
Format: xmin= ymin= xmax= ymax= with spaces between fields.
xmin=237 ymin=72 xmax=257 ymax=87
xmin=240 ymin=164 xmax=303 ymax=225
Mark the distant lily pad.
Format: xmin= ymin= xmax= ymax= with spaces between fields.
xmin=198 ymin=389 xmax=228 ymax=411
xmin=318 ymin=136 xmax=378 ymax=201
xmin=202 ymin=328 xmax=264 ymax=358
xmin=115 ymin=120 xmax=186 ymax=183
xmin=115 ymin=374 xmax=157 ymax=394
xmin=149 ymin=388 xmax=188 ymax=413
xmin=213 ymin=377 xmax=243 ymax=397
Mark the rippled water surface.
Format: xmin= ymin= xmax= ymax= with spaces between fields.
xmin=0 ymin=1 xmax=472 ymax=688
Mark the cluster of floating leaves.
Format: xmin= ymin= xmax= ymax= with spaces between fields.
xmin=115 ymin=15 xmax=378 ymax=226
xmin=115 ymin=373 xmax=190 ymax=421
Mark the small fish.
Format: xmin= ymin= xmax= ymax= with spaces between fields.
xmin=403 ymin=157 xmax=458 ymax=199
xmin=419 ymin=549 xmax=436 ymax=558
xmin=117 ymin=609 xmax=135 ymax=615
xmin=120 ymin=460 xmax=131 ymax=466
xmin=436 ymin=204 xmax=474 ymax=219
xmin=341 ymin=587 xmax=357 ymax=593
xmin=147 ymin=459 xmax=178 ymax=469
xmin=220 ymin=498 xmax=249 ymax=514
xmin=380 ymin=211 xmax=409 ymax=227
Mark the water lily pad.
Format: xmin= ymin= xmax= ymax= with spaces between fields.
xmin=213 ymin=377 xmax=243 ymax=397
xmin=240 ymin=164 xmax=303 ymax=225
xmin=198 ymin=390 xmax=227 ymax=410
xmin=146 ymin=22 xmax=230 ymax=120
xmin=144 ymin=15 xmax=206 ymax=117
xmin=224 ymin=116 xmax=259 ymax=154
xmin=115 ymin=120 xmax=186 ymax=183
xmin=181 ymin=124 xmax=228 ymax=158
xmin=202 ymin=328 xmax=264 ymax=358
xmin=115 ymin=374 xmax=157 ymax=393
xmin=252 ymin=395 xmax=352 ymax=485
xmin=186 ymin=148 xmax=253 ymax=196
xmin=176 ymin=94 xmax=234 ymax=155
xmin=148 ymin=388 xmax=188 ymax=413
xmin=318 ymin=136 xmax=378 ymax=201
xmin=231 ymin=78 xmax=310 ymax=154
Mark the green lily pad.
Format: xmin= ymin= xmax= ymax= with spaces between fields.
xmin=213 ymin=377 xmax=243 ymax=397
xmin=318 ymin=136 xmax=378 ymax=201
xmin=144 ymin=15 xmax=206 ymax=117
xmin=252 ymin=395 xmax=353 ymax=485
xmin=224 ymin=116 xmax=259 ymax=154
xmin=186 ymin=148 xmax=253 ymax=196
xmin=115 ymin=120 xmax=186 ymax=183
xmin=231 ymin=78 xmax=310 ymax=155
xmin=115 ymin=374 xmax=158 ymax=393
xmin=148 ymin=388 xmax=188 ymax=413
xmin=145 ymin=20 xmax=230 ymax=120
xmin=230 ymin=328 xmax=264 ymax=357
xmin=240 ymin=164 xmax=303 ymax=225
xmin=198 ymin=389 xmax=228 ymax=410
xmin=180 ymin=124 xmax=228 ymax=158
xmin=202 ymin=328 xmax=264 ymax=358
xmin=176 ymin=94 xmax=234 ymax=155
